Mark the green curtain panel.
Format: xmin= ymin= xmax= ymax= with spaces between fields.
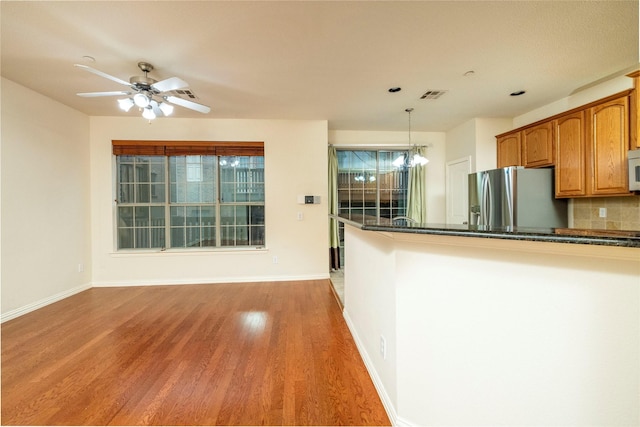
xmin=328 ymin=146 xmax=340 ymax=268
xmin=406 ymin=146 xmax=427 ymax=224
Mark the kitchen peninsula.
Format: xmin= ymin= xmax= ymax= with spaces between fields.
xmin=336 ymin=215 xmax=640 ymax=426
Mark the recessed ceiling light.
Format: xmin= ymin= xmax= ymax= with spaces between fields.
xmin=81 ymin=55 xmax=95 ymax=63
xmin=463 ymin=70 xmax=475 ymax=77
xmin=388 ymin=87 xmax=401 ymax=93
xmin=510 ymin=90 xmax=526 ymax=96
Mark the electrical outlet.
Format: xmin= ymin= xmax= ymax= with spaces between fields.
xmin=78 ymin=263 xmax=84 ymax=273
xmin=599 ymin=207 xmax=607 ymax=218
xmin=272 ymin=256 xmax=278 ymax=264
xmin=380 ymin=335 xmax=386 ymax=360
xmin=297 ymin=212 xmax=303 ymax=221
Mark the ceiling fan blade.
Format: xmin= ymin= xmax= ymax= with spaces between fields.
xmin=165 ymin=96 xmax=211 ymax=114
xmin=77 ymin=91 xmax=131 ymax=97
xmin=152 ymin=77 xmax=189 ymax=93
xmin=74 ymin=64 xmax=131 ymax=87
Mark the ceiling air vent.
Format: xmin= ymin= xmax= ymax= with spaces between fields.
xmin=420 ymin=90 xmax=447 ymax=100
xmin=169 ymin=89 xmax=198 ymax=99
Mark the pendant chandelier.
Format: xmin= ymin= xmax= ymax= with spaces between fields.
xmin=393 ymin=108 xmax=429 ymax=168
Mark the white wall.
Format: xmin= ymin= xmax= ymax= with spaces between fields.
xmin=513 ymin=73 xmax=635 ymax=129
xmin=90 ymin=117 xmax=329 ymax=286
xmin=445 ymin=118 xmax=512 ymax=172
xmin=344 ymin=225 xmax=640 ymax=426
xmin=1 ymin=78 xmax=92 ymax=319
xmin=343 ymin=227 xmax=398 ymax=421
xmin=329 ymin=130 xmax=447 ymax=223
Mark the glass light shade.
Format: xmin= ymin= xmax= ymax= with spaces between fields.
xmin=133 ymin=93 xmax=150 ymax=108
xmin=117 ymin=98 xmax=134 ymax=112
xmin=392 ymin=155 xmax=406 ymax=168
xmin=410 ymin=153 xmax=429 ymax=166
xmin=159 ymin=102 xmax=174 ymax=116
xmin=142 ymin=107 xmax=156 ymax=120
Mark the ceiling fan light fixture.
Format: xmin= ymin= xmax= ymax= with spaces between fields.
xmin=142 ymin=106 xmax=156 ymax=120
xmin=159 ymin=102 xmax=174 ymax=116
xmin=133 ymin=93 xmax=150 ymax=108
xmin=117 ymin=98 xmax=134 ymax=112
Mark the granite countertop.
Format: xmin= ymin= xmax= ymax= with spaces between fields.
xmin=333 ymin=215 xmax=640 ymax=248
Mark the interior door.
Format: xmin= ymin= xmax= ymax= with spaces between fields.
xmin=446 ymin=157 xmax=471 ymax=224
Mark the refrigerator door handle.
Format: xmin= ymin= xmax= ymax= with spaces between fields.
xmin=481 ymin=173 xmax=491 ymax=226
xmin=505 ymin=173 xmax=514 ymax=227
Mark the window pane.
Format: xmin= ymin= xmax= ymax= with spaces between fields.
xmin=150 ymin=228 xmax=165 ymax=248
xmin=118 ymin=207 xmax=133 ymax=227
xmin=221 ymin=226 xmax=235 ymax=246
xmin=119 ymin=163 xmax=134 ymax=183
xmin=136 ymin=184 xmax=150 ymax=203
xmin=220 ymin=205 xmax=234 ymax=225
xmin=221 ymin=184 xmax=235 ymax=203
xmin=171 ymin=228 xmax=185 ymax=247
xmin=201 ymin=206 xmax=215 ymax=226
xmin=118 ymin=228 xmax=134 ymax=249
xmin=186 ymin=182 xmax=201 ymax=203
xmin=150 ymin=184 xmax=165 ymax=203
xmin=185 ymin=227 xmax=200 ymax=247
xmin=170 ymin=156 xmax=216 ymax=204
xmin=235 ymin=226 xmax=249 ymax=246
xmin=251 ymin=226 xmax=265 ymax=246
xmin=150 ymin=206 xmax=165 ymax=226
xmin=186 ymin=206 xmax=200 ymax=226
xmin=135 ymin=206 xmax=149 ymax=227
xmin=150 ymin=162 xmax=165 ymax=182
xmin=171 ymin=206 xmax=185 ymax=226
xmin=250 ymin=206 xmax=265 ymax=225
xmin=136 ymin=227 xmax=150 ymax=248
xmin=201 ymin=183 xmax=215 ymax=203
xmin=202 ymin=227 xmax=215 ymax=247
xmin=118 ymin=184 xmax=134 ymax=203
xmin=236 ymin=206 xmax=249 ymax=225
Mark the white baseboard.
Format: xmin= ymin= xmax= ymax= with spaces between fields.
xmin=1 ymin=283 xmax=92 ymax=323
xmin=343 ymin=309 xmax=402 ymax=426
xmin=91 ymin=273 xmax=330 ymax=287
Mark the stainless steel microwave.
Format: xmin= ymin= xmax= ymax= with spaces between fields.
xmin=630 ymin=149 xmax=640 ymax=191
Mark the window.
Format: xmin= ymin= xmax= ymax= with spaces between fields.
xmin=336 ymin=149 xmax=409 ymax=266
xmin=337 ymin=149 xmax=409 ymax=222
xmin=114 ymin=141 xmax=264 ymax=250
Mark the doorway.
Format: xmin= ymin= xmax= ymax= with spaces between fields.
xmin=446 ymin=156 xmax=471 ymax=224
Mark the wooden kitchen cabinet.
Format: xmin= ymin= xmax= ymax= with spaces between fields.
xmin=555 ymin=95 xmax=630 ymax=198
xmin=496 ymin=122 xmax=554 ymax=168
xmin=588 ymin=95 xmax=629 ymax=196
xmin=522 ymin=121 xmax=554 ymax=167
xmin=628 ymin=70 xmax=640 ymax=149
xmin=497 ymin=132 xmax=521 ymax=168
xmin=555 ymin=111 xmax=586 ymax=197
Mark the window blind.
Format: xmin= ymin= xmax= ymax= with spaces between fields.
xmin=112 ymin=140 xmax=264 ymax=157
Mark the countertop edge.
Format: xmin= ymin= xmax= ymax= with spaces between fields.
xmin=331 ymin=216 xmax=640 ymax=248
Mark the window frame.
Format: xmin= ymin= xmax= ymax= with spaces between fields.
xmin=112 ymin=140 xmax=265 ymax=252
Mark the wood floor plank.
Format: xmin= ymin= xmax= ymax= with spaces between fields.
xmin=2 ymin=280 xmax=390 ymax=426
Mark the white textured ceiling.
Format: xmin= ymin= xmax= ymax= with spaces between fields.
xmin=1 ymin=1 xmax=638 ymax=131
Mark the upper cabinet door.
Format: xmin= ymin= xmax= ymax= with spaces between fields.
xmin=497 ymin=132 xmax=521 ymax=168
xmin=555 ymin=111 xmax=586 ymax=197
xmin=522 ymin=121 xmax=554 ymax=168
xmin=588 ymin=96 xmax=629 ymax=195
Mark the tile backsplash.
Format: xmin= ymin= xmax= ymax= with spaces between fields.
xmin=571 ymin=196 xmax=640 ymax=231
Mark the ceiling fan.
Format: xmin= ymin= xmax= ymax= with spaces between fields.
xmin=75 ymin=61 xmax=211 ymax=119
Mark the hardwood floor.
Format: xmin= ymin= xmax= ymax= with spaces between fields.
xmin=1 ymin=280 xmax=390 ymax=426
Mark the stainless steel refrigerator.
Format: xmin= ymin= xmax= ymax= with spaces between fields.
xmin=468 ymin=167 xmax=567 ymax=228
